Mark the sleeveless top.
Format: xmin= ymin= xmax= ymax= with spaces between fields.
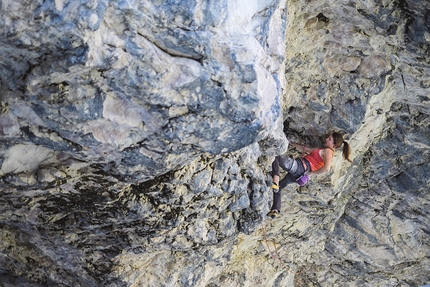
xmin=304 ymin=148 xmax=333 ymax=171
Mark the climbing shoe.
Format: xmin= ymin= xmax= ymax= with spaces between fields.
xmin=267 ymin=210 xmax=279 ymax=219
xmin=270 ymin=183 xmax=279 ymax=193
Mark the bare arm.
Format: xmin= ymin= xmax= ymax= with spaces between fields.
xmin=290 ymin=142 xmax=318 ymax=154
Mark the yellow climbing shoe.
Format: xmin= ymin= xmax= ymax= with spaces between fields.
xmin=267 ymin=210 xmax=279 ymax=218
xmin=270 ymin=183 xmax=279 ymax=192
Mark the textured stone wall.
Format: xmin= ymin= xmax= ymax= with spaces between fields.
xmin=262 ymin=0 xmax=430 ymax=286
xmin=0 ymin=0 xmax=287 ymax=181
xmin=0 ymin=0 xmax=287 ymax=286
xmin=1 ymin=0 xmax=429 ymax=286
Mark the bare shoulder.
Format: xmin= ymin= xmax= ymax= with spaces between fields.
xmin=321 ymin=147 xmax=334 ymax=159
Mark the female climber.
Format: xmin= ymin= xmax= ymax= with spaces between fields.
xmin=267 ymin=132 xmax=352 ymax=218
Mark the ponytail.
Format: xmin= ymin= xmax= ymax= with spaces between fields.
xmin=342 ymin=141 xmax=352 ymax=162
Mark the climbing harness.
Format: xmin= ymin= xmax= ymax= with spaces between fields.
xmin=296 ymin=143 xmax=310 ymax=186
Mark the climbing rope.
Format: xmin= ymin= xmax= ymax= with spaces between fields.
xmin=261 ymin=221 xmax=302 ymax=286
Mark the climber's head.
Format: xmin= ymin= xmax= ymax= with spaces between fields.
xmin=331 ymin=132 xmax=352 ymax=162
xmin=331 ymin=132 xmax=344 ymax=149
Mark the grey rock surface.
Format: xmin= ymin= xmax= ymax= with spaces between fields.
xmin=1 ymin=0 xmax=429 ymax=286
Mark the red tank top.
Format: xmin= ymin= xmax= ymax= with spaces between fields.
xmin=305 ymin=149 xmax=324 ymax=171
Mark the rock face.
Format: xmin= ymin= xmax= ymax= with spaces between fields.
xmin=0 ymin=0 xmax=286 ymax=181
xmin=0 ymin=0 xmax=429 ymax=287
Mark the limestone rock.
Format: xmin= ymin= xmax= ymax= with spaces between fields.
xmin=1 ymin=0 xmax=430 ymax=286
xmin=0 ymin=0 xmax=286 ymax=182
